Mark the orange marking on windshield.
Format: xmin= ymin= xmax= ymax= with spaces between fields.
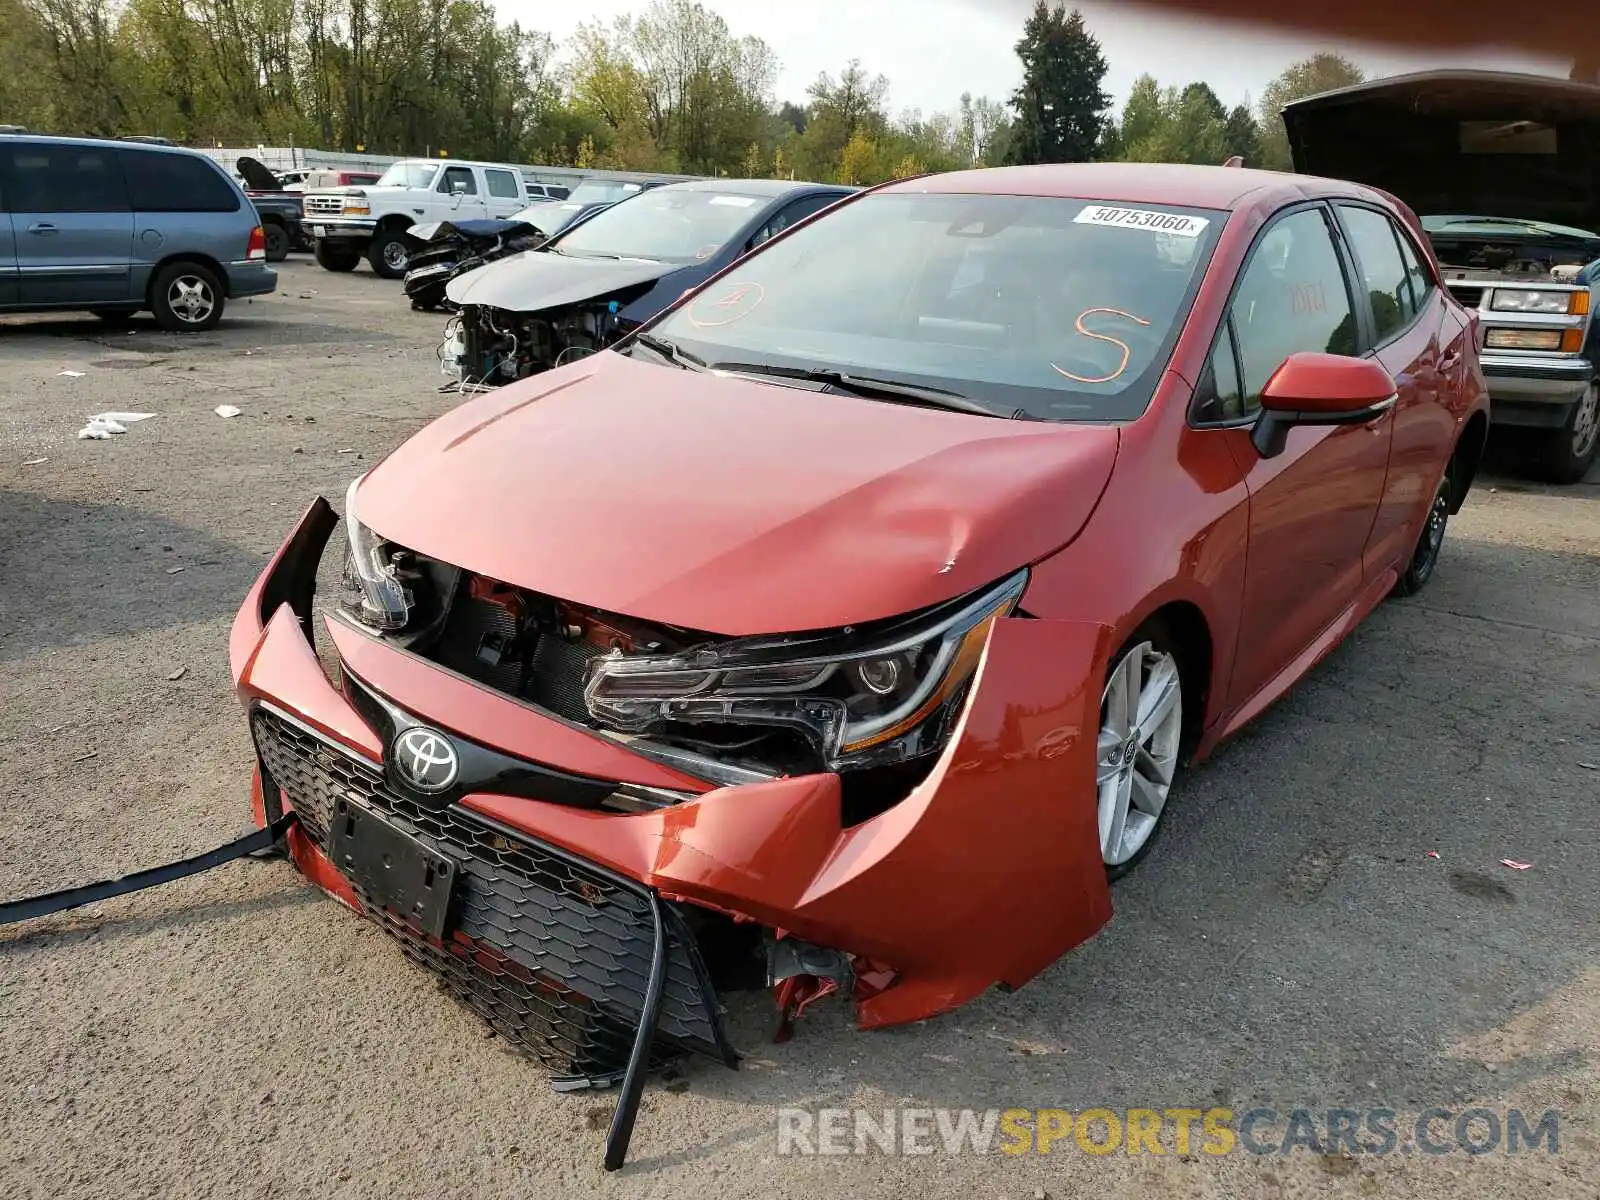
xmin=1052 ymin=307 xmax=1152 ymax=384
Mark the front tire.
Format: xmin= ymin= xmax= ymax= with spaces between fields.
xmin=367 ymin=229 xmax=411 ymax=279
xmin=1098 ymin=624 xmax=1185 ymax=879
xmin=1536 ymin=380 xmax=1600 ymax=484
xmin=150 ymin=261 xmax=225 ymax=332
xmin=314 ymin=241 xmax=361 ymax=273
xmin=1393 ymin=472 xmax=1452 ymax=596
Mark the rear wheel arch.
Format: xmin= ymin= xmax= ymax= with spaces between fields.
xmin=146 ymin=252 xmax=229 ymax=301
xmin=1449 ymin=410 xmax=1490 ymax=513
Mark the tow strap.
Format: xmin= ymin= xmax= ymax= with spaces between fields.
xmin=0 ymin=811 xmax=299 ymax=927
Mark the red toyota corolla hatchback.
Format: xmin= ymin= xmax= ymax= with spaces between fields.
xmin=230 ymin=162 xmax=1488 ymax=1159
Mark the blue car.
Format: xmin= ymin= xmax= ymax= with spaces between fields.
xmin=0 ymin=135 xmax=277 ymax=331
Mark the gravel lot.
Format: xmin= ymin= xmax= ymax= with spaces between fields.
xmin=2 ymin=258 xmax=1597 ymax=1199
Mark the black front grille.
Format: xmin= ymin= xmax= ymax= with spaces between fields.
xmin=250 ymin=705 xmax=736 ymax=1079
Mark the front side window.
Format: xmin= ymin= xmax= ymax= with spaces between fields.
xmin=553 ymin=189 xmax=772 ymax=266
xmin=6 ymin=144 xmax=128 ymax=213
xmin=438 ymin=166 xmax=476 ymax=195
xmin=1230 ymin=207 xmax=1356 ymax=408
xmin=485 ymin=169 xmax=520 ymax=199
xmin=1339 ymin=204 xmax=1414 ymax=342
xmin=375 ymin=162 xmax=439 ymax=189
xmin=643 ymin=192 xmax=1225 ymax=422
xmin=1194 ymin=320 xmax=1247 ymax=423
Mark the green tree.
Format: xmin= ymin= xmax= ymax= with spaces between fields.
xmin=1223 ymin=102 xmax=1262 ymax=166
xmin=795 ymin=59 xmax=888 ymax=180
xmin=1257 ymin=53 xmax=1364 ymax=170
xmin=1117 ymin=77 xmax=1227 ymax=165
xmin=1004 ymin=2 xmax=1111 ymax=165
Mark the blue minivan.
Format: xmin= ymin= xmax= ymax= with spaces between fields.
xmin=0 ymin=135 xmax=276 ymax=331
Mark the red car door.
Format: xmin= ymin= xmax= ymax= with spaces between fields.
xmin=1334 ymin=202 xmax=1457 ymax=576
xmin=1208 ymin=204 xmax=1396 ymax=714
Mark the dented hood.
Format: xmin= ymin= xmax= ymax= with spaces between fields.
xmin=445 ymin=248 xmax=673 ymax=311
xmin=354 ymin=352 xmax=1120 ymax=636
xmin=1284 ymin=70 xmax=1600 ymax=228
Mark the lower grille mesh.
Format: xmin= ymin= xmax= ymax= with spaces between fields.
xmin=250 ymin=705 xmax=735 ymax=1078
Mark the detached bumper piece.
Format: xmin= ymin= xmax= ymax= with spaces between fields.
xmin=250 ymin=704 xmax=737 ymax=1168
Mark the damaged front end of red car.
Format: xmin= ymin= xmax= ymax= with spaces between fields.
xmin=230 ymin=477 xmax=1115 ymax=1165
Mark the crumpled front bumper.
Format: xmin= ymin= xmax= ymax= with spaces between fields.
xmin=230 ymin=499 xmax=1115 ymax=1047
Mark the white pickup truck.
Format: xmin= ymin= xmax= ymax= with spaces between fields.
xmin=302 ymin=158 xmax=530 ymax=278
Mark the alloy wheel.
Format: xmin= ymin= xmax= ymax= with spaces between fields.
xmin=1412 ymin=484 xmax=1451 ymax=583
xmin=1573 ymin=381 xmax=1599 ymax=460
xmin=1097 ymin=641 xmax=1183 ymax=867
xmin=383 ymin=241 xmax=409 ymax=271
xmin=166 ymin=276 xmax=215 ymax=325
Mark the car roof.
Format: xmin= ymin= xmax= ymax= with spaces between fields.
xmin=880 ymin=161 xmax=1378 ymax=213
xmin=1 ymin=133 xmax=216 ymax=159
xmin=656 ymin=177 xmax=856 ymax=198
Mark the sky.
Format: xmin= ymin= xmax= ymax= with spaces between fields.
xmin=501 ymin=0 xmax=1568 ymax=118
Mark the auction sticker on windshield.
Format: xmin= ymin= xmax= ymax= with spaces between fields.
xmin=1074 ymin=206 xmax=1210 ymax=238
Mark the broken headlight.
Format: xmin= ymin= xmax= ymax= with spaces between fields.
xmin=341 ymin=476 xmax=413 ymax=631
xmin=584 ymin=571 xmax=1027 ymax=770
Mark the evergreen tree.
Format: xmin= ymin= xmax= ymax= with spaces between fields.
xmin=1223 ymin=102 xmax=1263 ymax=167
xmin=1004 ymin=2 xmax=1111 ymax=165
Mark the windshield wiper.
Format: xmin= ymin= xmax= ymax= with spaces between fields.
xmin=708 ymin=361 xmax=1015 ymax=418
xmin=633 ymin=334 xmax=707 ymax=371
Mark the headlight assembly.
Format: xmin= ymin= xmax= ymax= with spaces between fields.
xmin=341 ymin=477 xmax=416 ymax=631
xmin=584 ymin=571 xmax=1028 ymax=771
xmin=1489 ymin=289 xmax=1580 ymax=315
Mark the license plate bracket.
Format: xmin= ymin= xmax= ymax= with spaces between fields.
xmin=312 ymin=224 xmax=326 ymax=237
xmin=327 ymin=798 xmax=458 ymax=940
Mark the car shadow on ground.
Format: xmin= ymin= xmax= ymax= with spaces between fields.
xmin=638 ymin=531 xmax=1598 ymax=1162
xmin=0 ymin=490 xmax=261 ymax=664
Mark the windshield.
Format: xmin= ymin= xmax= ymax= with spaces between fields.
xmin=565 ymin=181 xmax=643 ymax=207
xmin=642 ymin=192 xmax=1223 ymax=421
xmin=552 ymin=188 xmax=766 ymax=264
xmin=375 ymin=162 xmax=439 ymax=189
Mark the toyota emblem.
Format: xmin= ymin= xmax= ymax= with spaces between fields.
xmin=391 ymin=726 xmax=459 ymax=794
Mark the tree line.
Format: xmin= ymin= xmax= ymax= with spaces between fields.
xmin=0 ymin=0 xmax=1365 ymax=183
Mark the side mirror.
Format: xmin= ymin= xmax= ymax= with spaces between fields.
xmin=1252 ymin=352 xmax=1397 ymax=458
xmin=450 ymin=180 xmax=468 ymax=196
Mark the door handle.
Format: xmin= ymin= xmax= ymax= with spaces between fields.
xmin=26 ymin=222 xmax=58 ymax=235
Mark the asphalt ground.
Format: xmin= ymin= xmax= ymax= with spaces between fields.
xmin=1 ymin=257 xmax=1596 ymax=1199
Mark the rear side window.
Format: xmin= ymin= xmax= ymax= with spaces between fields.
xmin=6 ymin=143 xmax=128 ymax=213
xmin=1338 ymin=205 xmax=1413 ymax=342
xmin=1230 ymin=207 xmax=1357 ymax=406
xmin=1392 ymin=226 xmax=1433 ymax=323
xmin=119 ymin=150 xmax=240 ymax=213
xmin=485 ymin=169 xmax=520 ymax=199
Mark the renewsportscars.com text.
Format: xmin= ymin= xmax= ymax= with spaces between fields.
xmin=775 ymin=1106 xmax=1560 ymax=1157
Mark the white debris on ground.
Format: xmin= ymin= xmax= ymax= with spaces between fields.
xmin=214 ymin=405 xmax=242 ymax=418
xmin=56 ymin=370 xmax=85 ymax=378
xmin=77 ymin=412 xmax=157 ymax=440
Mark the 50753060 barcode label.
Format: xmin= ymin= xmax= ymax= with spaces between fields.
xmin=1074 ymin=206 xmax=1211 ymax=238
